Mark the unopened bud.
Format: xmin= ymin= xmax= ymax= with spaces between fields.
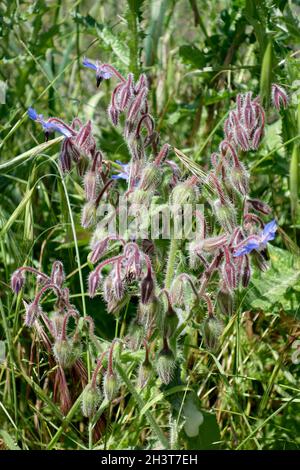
xmin=81 ymin=383 xmax=102 ymax=418
xmin=11 ymin=269 xmax=25 ymax=294
xmin=81 ymin=201 xmax=96 ymax=228
xmin=212 ymin=199 xmax=236 ymax=232
xmin=247 ymin=198 xmax=271 ymax=215
xmin=138 ymin=163 xmax=162 ymax=192
xmin=170 ymin=179 xmax=198 ymax=206
xmin=53 ymin=338 xmax=81 ymax=368
xmin=51 ymin=261 xmax=65 ymax=288
xmin=137 ymin=359 xmax=153 ymax=389
xmin=272 ymin=84 xmax=289 ymax=111
xmin=203 ymin=315 xmax=223 ymax=351
xmin=84 ymin=170 xmax=97 ymax=201
xmin=141 ymin=270 xmax=155 ymax=304
xmin=108 ymin=104 xmax=119 ymax=126
xmin=88 ymin=269 xmax=101 ymax=298
xmin=103 ymin=371 xmax=119 ymax=401
xmin=23 ymin=300 xmax=41 ymax=327
xmin=156 ymin=344 xmax=176 ymax=385
xmin=217 ymin=288 xmax=234 ymax=316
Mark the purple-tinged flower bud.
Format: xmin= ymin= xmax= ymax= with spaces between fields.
xmin=243 ymin=92 xmax=255 ymax=130
xmin=154 ymin=144 xmax=171 ymax=166
xmin=222 ymin=248 xmax=237 ymax=290
xmin=203 ymin=315 xmax=223 ymax=351
xmin=53 ymin=338 xmax=81 ymax=368
xmin=88 ymin=269 xmax=102 ymax=298
xmin=156 ymin=342 xmax=176 ymax=385
xmin=59 ymin=139 xmax=72 ymax=172
xmin=89 ymin=237 xmax=109 ymax=264
xmin=11 ymin=269 xmax=25 ymax=294
xmin=118 ymin=73 xmax=133 ymax=111
xmin=138 ymin=163 xmax=162 ymax=192
xmin=272 ymin=84 xmax=289 ymax=111
xmin=51 ymin=261 xmax=65 ymax=288
xmin=81 ymin=383 xmax=102 ymax=418
xmin=108 ymin=104 xmax=119 ymax=126
xmin=141 ymin=269 xmax=155 ymax=304
xmin=247 ymin=198 xmax=271 ymax=215
xmin=84 ymin=170 xmax=97 ymax=201
xmin=251 ymin=127 xmax=263 ymax=150
xmin=103 ymin=371 xmax=119 ymax=401
xmin=234 ymin=124 xmax=250 ymax=151
xmin=23 ymin=301 xmax=42 ymax=327
xmin=103 ymin=274 xmax=114 ymax=303
xmin=81 ymin=201 xmax=96 ymax=228
xmin=134 ymin=73 xmax=148 ymax=95
xmin=112 ymin=273 xmax=124 ymax=301
xmin=242 ymin=255 xmax=251 ymax=287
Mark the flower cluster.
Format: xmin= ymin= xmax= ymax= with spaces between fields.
xmin=15 ymin=64 xmax=286 ymax=421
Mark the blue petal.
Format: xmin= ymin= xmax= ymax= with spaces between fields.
xmin=82 ymin=58 xmax=97 ymax=71
xmin=234 ymin=240 xmax=260 ymax=257
xmin=28 ymin=107 xmax=38 ymax=121
xmin=262 ymin=219 xmax=277 ymax=237
xmin=111 ymin=172 xmax=128 ymax=180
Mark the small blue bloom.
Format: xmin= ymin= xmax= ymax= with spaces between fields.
xmin=82 ymin=58 xmax=97 ymax=71
xmin=233 ymin=219 xmax=277 ymax=257
xmin=82 ymin=57 xmax=112 ymax=87
xmin=111 ymin=160 xmax=130 ymax=180
xmin=27 ymin=108 xmax=72 ymax=138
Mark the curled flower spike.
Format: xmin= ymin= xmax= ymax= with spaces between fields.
xmin=233 ymin=219 xmax=277 ymax=257
xmin=271 ymin=84 xmax=289 ymax=111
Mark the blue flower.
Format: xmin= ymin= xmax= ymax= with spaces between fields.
xmin=82 ymin=57 xmax=112 ymax=87
xmin=233 ymin=219 xmax=277 ymax=257
xmin=82 ymin=58 xmax=97 ymax=71
xmin=27 ymin=108 xmax=72 ymax=138
xmin=111 ymin=160 xmax=130 ymax=180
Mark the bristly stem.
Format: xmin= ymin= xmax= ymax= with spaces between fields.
xmin=165 ymin=238 xmax=179 ymax=289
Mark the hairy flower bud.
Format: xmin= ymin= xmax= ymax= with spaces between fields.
xmin=242 ymin=255 xmax=251 ymax=287
xmin=272 ymin=84 xmax=289 ymax=111
xmin=51 ymin=261 xmax=65 ymax=288
xmin=81 ymin=201 xmax=96 ymax=228
xmin=103 ymin=371 xmax=119 ymax=401
xmin=138 ymin=163 xmax=162 ymax=192
xmin=203 ymin=315 xmax=223 ymax=351
xmin=108 ymin=104 xmax=119 ymax=126
xmin=84 ymin=170 xmax=97 ymax=201
xmin=88 ymin=270 xmax=101 ymax=298
xmin=11 ymin=269 xmax=25 ymax=294
xmin=141 ymin=270 xmax=155 ymax=304
xmin=156 ymin=344 xmax=176 ymax=385
xmin=81 ymin=383 xmax=102 ymax=418
xmin=217 ymin=288 xmax=234 ymax=316
xmin=212 ymin=199 xmax=236 ymax=232
xmin=163 ymin=304 xmax=179 ymax=339
xmin=53 ymin=338 xmax=81 ymax=368
xmin=170 ymin=178 xmax=198 ymax=206
xmin=23 ymin=301 xmax=42 ymax=327
xmin=247 ymin=198 xmax=271 ymax=215
xmin=137 ymin=359 xmax=153 ymax=389
xmin=89 ymin=237 xmax=109 ymax=264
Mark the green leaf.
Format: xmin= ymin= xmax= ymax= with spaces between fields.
xmin=179 ymin=45 xmax=206 ymax=69
xmin=249 ymin=246 xmax=300 ymax=316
